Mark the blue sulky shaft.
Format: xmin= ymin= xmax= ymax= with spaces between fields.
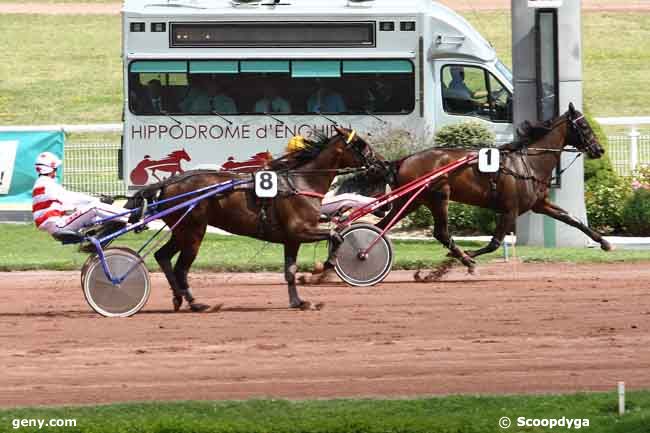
xmin=99 ymin=178 xmax=251 ymax=245
xmin=91 ymin=178 xmax=251 ymax=285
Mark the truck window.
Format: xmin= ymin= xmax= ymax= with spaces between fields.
xmin=441 ymin=65 xmax=512 ymax=123
xmin=128 ymin=59 xmax=415 ymax=116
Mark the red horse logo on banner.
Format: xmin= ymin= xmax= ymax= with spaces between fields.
xmin=130 ymin=149 xmax=191 ymax=185
xmin=221 ymin=151 xmax=273 ymax=173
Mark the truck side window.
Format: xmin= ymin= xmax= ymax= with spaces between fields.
xmin=128 ymin=60 xmax=415 ymax=116
xmin=488 ymin=73 xmax=512 ymax=122
xmin=441 ymin=65 xmax=512 ymax=123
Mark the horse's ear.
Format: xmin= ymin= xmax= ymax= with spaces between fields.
xmin=517 ymin=120 xmax=532 ymax=137
xmin=333 ymin=125 xmax=347 ymax=136
xmin=569 ymin=102 xmax=576 ymax=116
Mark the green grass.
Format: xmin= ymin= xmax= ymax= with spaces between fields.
xmin=0 ymin=14 xmax=122 ymax=125
xmin=2 ymin=391 xmax=650 ymax=433
xmin=464 ymin=11 xmax=650 ymax=118
xmin=1 ymin=12 xmax=650 ymax=125
xmin=1 ymin=223 xmax=648 ymax=272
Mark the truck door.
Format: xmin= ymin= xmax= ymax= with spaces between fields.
xmin=433 ymin=61 xmax=513 ymax=144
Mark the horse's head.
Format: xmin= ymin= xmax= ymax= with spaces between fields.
xmin=171 ymin=149 xmax=192 ymax=162
xmin=331 ymin=126 xmax=378 ymax=169
xmin=565 ymin=103 xmax=604 ymax=159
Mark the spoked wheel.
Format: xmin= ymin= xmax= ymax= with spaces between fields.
xmin=334 ymin=223 xmax=394 ymax=287
xmin=81 ymin=247 xmax=150 ymax=317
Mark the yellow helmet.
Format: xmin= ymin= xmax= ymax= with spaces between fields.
xmin=286 ymin=135 xmax=307 ymax=153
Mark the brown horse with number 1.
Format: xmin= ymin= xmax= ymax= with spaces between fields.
xmin=129 ymin=127 xmax=377 ymax=311
xmin=372 ymin=103 xmax=610 ymax=279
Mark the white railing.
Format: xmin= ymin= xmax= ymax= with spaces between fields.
xmin=595 ymin=117 xmax=650 ymax=177
xmin=0 ymin=124 xmax=125 ymax=197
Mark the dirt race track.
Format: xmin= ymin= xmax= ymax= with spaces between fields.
xmin=1 ymin=262 xmax=650 ymax=408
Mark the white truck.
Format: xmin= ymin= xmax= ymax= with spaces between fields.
xmin=122 ymin=0 xmax=513 ymax=188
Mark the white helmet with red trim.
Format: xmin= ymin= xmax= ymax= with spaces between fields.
xmin=35 ymin=152 xmax=62 ymax=174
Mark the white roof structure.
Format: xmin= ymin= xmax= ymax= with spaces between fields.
xmin=122 ymin=0 xmax=496 ymax=63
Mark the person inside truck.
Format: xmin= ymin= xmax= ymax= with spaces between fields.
xmin=443 ymin=66 xmax=478 ymax=114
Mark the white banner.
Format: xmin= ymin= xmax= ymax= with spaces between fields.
xmin=0 ymin=140 xmax=19 ymax=195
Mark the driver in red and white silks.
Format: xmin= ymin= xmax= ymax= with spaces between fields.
xmin=32 ymin=152 xmax=128 ymax=236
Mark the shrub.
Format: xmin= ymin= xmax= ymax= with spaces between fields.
xmin=585 ymin=172 xmax=631 ymax=234
xmin=622 ymin=188 xmax=650 ymax=236
xmin=434 ymin=121 xmax=495 ymax=148
xmin=583 ymin=112 xmax=615 ymax=182
xmin=403 ymin=203 xmax=496 ymax=236
xmin=632 ymin=165 xmax=650 ymax=190
xmin=369 ymin=127 xmax=433 ymax=160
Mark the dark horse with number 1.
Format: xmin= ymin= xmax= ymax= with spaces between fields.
xmin=130 ymin=127 xmax=376 ymax=311
xmin=374 ymin=103 xmax=610 ymax=279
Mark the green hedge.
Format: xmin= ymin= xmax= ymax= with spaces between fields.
xmin=622 ymin=188 xmax=650 ymax=235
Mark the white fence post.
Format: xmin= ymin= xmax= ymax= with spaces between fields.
xmin=629 ymin=128 xmax=640 ymax=175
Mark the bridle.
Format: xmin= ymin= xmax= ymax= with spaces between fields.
xmin=501 ymin=110 xmax=602 ymax=186
xmin=342 ymin=129 xmax=378 ymax=169
xmin=567 ymin=113 xmax=601 ymax=158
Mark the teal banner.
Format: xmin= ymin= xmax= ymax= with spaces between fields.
xmin=0 ymin=130 xmax=64 ymax=205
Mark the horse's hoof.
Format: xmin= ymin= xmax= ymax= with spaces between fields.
xmin=297 ymin=275 xmax=308 ymax=285
xmin=467 ymin=265 xmax=478 ymax=275
xmin=423 ymin=272 xmax=441 ymax=282
xmin=189 ymin=302 xmax=210 ymax=312
xmin=173 ymin=296 xmax=183 ymax=312
xmin=290 ymin=300 xmax=310 ymax=310
xmin=414 ymin=270 xmax=423 ymax=282
xmin=601 ymin=240 xmax=614 ymax=251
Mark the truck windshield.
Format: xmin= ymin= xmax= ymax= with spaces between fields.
xmin=495 ymin=60 xmax=513 ymax=86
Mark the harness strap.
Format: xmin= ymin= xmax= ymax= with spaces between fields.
xmin=297 ymin=191 xmax=326 ymax=199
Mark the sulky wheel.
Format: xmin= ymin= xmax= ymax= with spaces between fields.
xmin=81 ymin=247 xmax=150 ymax=317
xmin=334 ymin=223 xmax=394 ymax=287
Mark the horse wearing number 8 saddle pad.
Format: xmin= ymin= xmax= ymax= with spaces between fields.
xmin=126 ymin=127 xmax=379 ymax=312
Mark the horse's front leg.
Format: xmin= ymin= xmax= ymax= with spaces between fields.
xmin=532 ymin=200 xmax=613 ymax=251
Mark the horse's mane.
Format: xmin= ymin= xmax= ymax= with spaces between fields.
xmin=499 ymin=119 xmax=554 ymax=151
xmin=267 ymin=129 xmax=332 ymax=171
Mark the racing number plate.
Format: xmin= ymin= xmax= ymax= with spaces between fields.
xmin=478 ymin=148 xmax=500 ymax=173
xmin=255 ymin=171 xmax=278 ymax=198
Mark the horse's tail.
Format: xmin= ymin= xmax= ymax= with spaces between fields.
xmin=124 ymin=182 xmax=165 ymax=223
